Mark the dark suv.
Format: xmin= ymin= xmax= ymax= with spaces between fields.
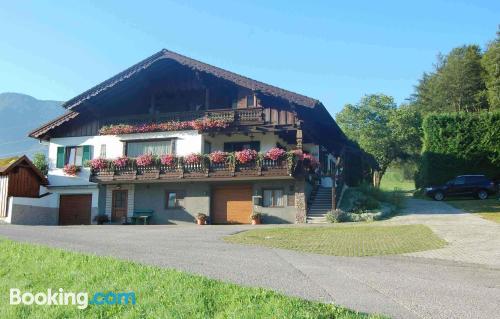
xmin=425 ymin=175 xmax=497 ymax=201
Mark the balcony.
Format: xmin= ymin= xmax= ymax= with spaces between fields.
xmin=90 ymin=159 xmax=295 ymax=183
xmin=101 ymin=107 xmax=298 ymax=127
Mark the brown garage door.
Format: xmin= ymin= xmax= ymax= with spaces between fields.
xmin=212 ymin=185 xmax=252 ymax=224
xmin=59 ymin=194 xmax=91 ymax=225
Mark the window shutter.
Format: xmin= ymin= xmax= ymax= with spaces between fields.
xmin=82 ymin=145 xmax=91 ymax=163
xmin=56 ymin=147 xmax=65 ymax=168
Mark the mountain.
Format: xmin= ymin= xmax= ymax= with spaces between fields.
xmin=0 ymin=93 xmax=64 ymax=158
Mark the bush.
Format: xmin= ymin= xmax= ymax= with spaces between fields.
xmin=416 ymin=112 xmax=500 ymax=187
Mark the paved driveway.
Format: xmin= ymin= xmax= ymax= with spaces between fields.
xmin=384 ymin=199 xmax=500 ymax=267
xmin=1 ymin=220 xmax=499 ymax=319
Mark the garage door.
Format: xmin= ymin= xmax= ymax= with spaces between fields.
xmin=59 ymin=194 xmax=91 ymax=225
xmin=212 ymin=185 xmax=252 ymax=224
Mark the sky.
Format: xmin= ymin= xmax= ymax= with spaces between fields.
xmin=0 ymin=0 xmax=498 ymax=115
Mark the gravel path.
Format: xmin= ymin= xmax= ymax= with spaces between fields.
xmin=383 ymin=198 xmax=500 ymax=268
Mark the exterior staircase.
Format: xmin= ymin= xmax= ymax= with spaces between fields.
xmin=306 ymin=186 xmax=332 ymax=224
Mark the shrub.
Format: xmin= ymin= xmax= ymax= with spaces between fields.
xmin=416 ymin=112 xmax=500 ymax=187
xmin=32 ymin=152 xmax=48 ymax=175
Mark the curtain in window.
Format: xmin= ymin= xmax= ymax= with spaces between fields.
xmin=127 ymin=141 xmax=172 ymax=157
xmin=275 ymin=189 xmax=284 ymax=207
xmin=263 ymin=190 xmax=273 ymax=207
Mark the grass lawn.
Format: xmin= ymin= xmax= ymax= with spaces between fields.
xmin=225 ymin=225 xmax=446 ymax=257
xmin=379 ymin=165 xmax=415 ymax=192
xmin=0 ymin=239 xmax=382 ymax=319
xmin=447 ymin=198 xmax=500 ymax=223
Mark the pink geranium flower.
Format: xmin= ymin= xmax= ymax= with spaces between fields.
xmin=88 ymin=158 xmax=108 ymax=170
xmin=112 ymin=156 xmax=128 ymax=168
xmin=265 ymin=147 xmax=286 ymax=161
xmin=235 ymin=149 xmax=257 ymax=164
xmin=160 ymin=154 xmax=176 ymax=166
xmin=136 ymin=154 xmax=154 ymax=166
xmin=184 ymin=153 xmax=203 ymax=165
xmin=208 ymin=151 xmax=228 ymax=164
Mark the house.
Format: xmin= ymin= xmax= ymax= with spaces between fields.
xmin=29 ymin=49 xmax=350 ymax=225
xmin=0 ymin=156 xmax=53 ymax=224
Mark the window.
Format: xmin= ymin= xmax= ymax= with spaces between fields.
xmin=223 ymin=141 xmax=260 ymax=152
xmin=454 ymin=176 xmax=466 ymax=185
xmin=204 ymin=141 xmax=212 ymax=154
xmin=127 ymin=140 xmax=174 ymax=157
xmin=56 ymin=145 xmax=91 ymax=168
xmin=246 ymin=94 xmax=254 ymax=107
xmin=263 ymin=189 xmax=284 ymax=207
xmin=166 ymin=192 xmax=177 ymax=209
xmin=100 ymin=144 xmax=107 ymax=158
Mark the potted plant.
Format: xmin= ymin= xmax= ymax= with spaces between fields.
xmin=196 ymin=213 xmax=208 ymax=225
xmin=93 ymin=214 xmax=110 ymax=225
xmin=63 ymin=164 xmax=81 ymax=176
xmin=251 ymin=212 xmax=263 ymax=225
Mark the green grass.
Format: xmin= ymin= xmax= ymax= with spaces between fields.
xmin=379 ymin=162 xmax=416 ymax=192
xmin=225 ymin=225 xmax=446 ymax=257
xmin=0 ymin=239 xmax=381 ymax=319
xmin=447 ymin=198 xmax=500 ymax=223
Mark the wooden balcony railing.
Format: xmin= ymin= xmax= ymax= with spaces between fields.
xmin=90 ymin=158 xmax=293 ymax=183
xmin=101 ymin=107 xmax=298 ymax=127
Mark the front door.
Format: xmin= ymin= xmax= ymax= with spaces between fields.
xmin=112 ymin=190 xmax=128 ymax=223
xmin=212 ymin=185 xmax=253 ymax=224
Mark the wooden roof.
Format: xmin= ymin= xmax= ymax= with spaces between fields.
xmin=0 ymin=155 xmax=48 ymax=185
xmin=62 ymin=49 xmax=320 ymax=110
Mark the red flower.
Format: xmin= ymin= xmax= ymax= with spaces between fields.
xmin=184 ymin=153 xmax=203 ymax=165
xmin=235 ymin=149 xmax=257 ymax=164
xmin=208 ymin=151 xmax=228 ymax=164
xmin=88 ymin=158 xmax=108 ymax=170
xmin=265 ymin=147 xmax=286 ymax=161
xmin=63 ymin=164 xmax=80 ymax=176
xmin=99 ymin=118 xmax=230 ymax=135
xmin=112 ymin=156 xmax=128 ymax=168
xmin=160 ymin=154 xmax=176 ymax=166
xmin=136 ymin=154 xmax=154 ymax=166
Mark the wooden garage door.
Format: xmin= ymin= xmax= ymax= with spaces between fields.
xmin=59 ymin=195 xmax=91 ymax=225
xmin=212 ymin=185 xmax=252 ymax=224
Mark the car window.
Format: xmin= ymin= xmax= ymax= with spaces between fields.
xmin=455 ymin=176 xmax=466 ymax=185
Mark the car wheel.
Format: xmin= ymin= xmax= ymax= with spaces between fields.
xmin=434 ymin=191 xmax=444 ymax=201
xmin=477 ymin=190 xmax=488 ymax=200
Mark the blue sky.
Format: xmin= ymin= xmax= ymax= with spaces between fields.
xmin=0 ymin=0 xmax=498 ymax=115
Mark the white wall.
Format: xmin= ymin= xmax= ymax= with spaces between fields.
xmin=47 ymin=130 xmax=203 ymax=186
xmin=0 ymin=175 xmax=9 ymax=218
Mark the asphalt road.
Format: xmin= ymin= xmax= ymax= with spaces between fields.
xmin=1 ymin=223 xmax=499 ymax=319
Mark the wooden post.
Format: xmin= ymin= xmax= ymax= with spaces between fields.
xmin=296 ymin=129 xmax=303 ymax=150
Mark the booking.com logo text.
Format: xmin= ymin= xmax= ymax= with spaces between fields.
xmin=10 ymin=288 xmax=136 ymax=309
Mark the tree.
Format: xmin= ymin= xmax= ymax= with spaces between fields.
xmin=32 ymin=152 xmax=48 ymax=176
xmin=336 ymin=94 xmax=394 ymax=187
xmin=336 ymin=94 xmax=421 ymax=187
xmin=412 ymin=45 xmax=488 ymax=113
xmin=482 ymin=29 xmax=500 ymax=110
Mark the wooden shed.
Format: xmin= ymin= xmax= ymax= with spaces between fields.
xmin=0 ymin=156 xmax=48 ymax=217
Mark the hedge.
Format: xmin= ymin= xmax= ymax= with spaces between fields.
xmin=416 ymin=112 xmax=500 ymax=187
